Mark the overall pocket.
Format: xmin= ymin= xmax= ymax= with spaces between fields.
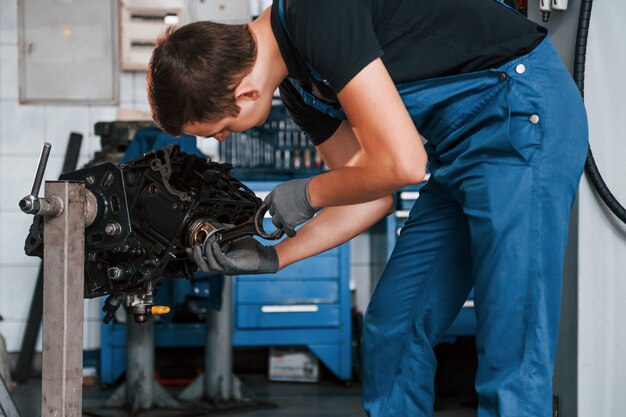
xmin=506 ymin=76 xmax=546 ymax=165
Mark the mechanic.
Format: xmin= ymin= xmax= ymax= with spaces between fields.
xmin=147 ymin=0 xmax=589 ymax=416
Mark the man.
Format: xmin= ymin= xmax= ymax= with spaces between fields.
xmin=147 ymin=1 xmax=588 ymax=416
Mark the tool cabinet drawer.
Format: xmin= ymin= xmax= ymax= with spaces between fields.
xmin=237 ymin=280 xmax=338 ymax=304
xmin=236 ymin=304 xmax=340 ymax=329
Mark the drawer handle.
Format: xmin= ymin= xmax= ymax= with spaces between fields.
xmin=399 ymin=191 xmax=420 ymax=200
xmin=261 ymin=305 xmax=319 ymax=313
xmin=395 ymin=210 xmax=410 ymax=218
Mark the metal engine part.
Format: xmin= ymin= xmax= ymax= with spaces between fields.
xmin=24 ymin=145 xmax=267 ymax=323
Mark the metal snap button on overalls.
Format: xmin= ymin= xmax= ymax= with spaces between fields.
xmin=529 ymin=114 xmax=540 ymax=124
xmin=515 ymin=64 xmax=526 ymax=74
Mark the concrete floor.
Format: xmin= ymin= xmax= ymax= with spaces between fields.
xmin=9 ymin=374 xmax=476 ymax=417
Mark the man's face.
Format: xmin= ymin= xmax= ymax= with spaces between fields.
xmin=183 ymin=116 xmax=239 ymax=142
xmin=183 ymin=91 xmax=273 ymax=141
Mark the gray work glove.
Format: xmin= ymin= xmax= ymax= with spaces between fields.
xmin=188 ymin=235 xmax=279 ymax=275
xmin=264 ymin=178 xmax=320 ymax=238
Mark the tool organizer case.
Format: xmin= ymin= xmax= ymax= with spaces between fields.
xmin=219 ymin=104 xmax=326 ymax=181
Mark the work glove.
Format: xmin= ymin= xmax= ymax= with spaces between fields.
xmin=263 ymin=178 xmax=320 ymax=238
xmin=188 ymin=235 xmax=279 ymax=275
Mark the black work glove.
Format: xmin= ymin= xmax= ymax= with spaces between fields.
xmin=188 ymin=235 xmax=279 ymax=275
xmin=263 ymin=178 xmax=320 ymax=238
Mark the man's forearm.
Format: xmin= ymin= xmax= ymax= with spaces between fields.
xmin=274 ymin=195 xmax=394 ymax=269
xmin=308 ymin=151 xmax=427 ymax=208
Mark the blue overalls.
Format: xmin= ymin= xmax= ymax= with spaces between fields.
xmin=277 ymin=1 xmax=588 ymax=416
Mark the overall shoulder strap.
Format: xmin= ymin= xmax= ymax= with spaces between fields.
xmin=277 ymin=0 xmax=345 ymax=120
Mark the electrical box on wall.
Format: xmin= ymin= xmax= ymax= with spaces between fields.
xmin=190 ymin=0 xmax=251 ymax=24
xmin=19 ymin=0 xmax=118 ymax=103
xmin=120 ymin=0 xmax=186 ymax=71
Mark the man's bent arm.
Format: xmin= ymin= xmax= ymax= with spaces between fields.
xmin=274 ymin=120 xmax=394 ymax=268
xmin=308 ymin=58 xmax=428 ymax=208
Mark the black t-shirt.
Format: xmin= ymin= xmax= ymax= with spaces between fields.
xmin=270 ymin=0 xmax=547 ymax=145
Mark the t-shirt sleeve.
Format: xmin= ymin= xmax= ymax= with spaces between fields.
xmin=279 ymin=80 xmax=342 ymax=146
xmin=285 ymin=0 xmax=383 ymax=93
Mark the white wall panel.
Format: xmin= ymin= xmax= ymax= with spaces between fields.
xmin=0 ymin=101 xmax=45 ymax=153
xmin=0 ymin=265 xmax=39 ymax=320
xmin=132 ymin=72 xmax=149 ymax=104
xmin=43 ymin=105 xmax=90 ymax=155
xmin=0 ymin=0 xmax=18 ymax=44
xmin=577 ymin=1 xmax=626 ymax=415
xmin=119 ymin=72 xmax=134 ymax=104
xmin=0 ymin=321 xmax=27 ymax=352
xmin=0 ymin=212 xmax=41 ymax=266
xmin=0 ymin=45 xmax=18 ymax=99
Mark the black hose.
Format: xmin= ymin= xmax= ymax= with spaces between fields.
xmin=574 ymin=0 xmax=626 ymax=223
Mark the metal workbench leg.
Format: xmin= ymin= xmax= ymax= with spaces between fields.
xmin=41 ymin=182 xmax=85 ymax=417
xmin=126 ymin=318 xmax=156 ymax=412
xmin=104 ymin=317 xmax=180 ymax=413
xmin=205 ymin=277 xmax=239 ymax=401
xmin=179 ymin=277 xmax=244 ymax=402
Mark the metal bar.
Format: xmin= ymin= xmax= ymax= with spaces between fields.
xmin=61 ymin=133 xmax=83 ymax=174
xmin=16 ymin=133 xmax=82 ymax=383
xmin=0 ymin=373 xmax=21 ymax=417
xmin=42 ymin=181 xmax=85 ymax=417
xmin=30 ymin=143 xmax=51 ymax=197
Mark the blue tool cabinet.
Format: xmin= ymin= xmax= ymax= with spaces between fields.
xmin=387 ymin=182 xmax=477 ymax=341
xmin=232 ymin=181 xmax=352 ymax=380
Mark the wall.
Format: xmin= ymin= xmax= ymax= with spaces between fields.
xmin=0 ymin=0 xmax=377 ymax=355
xmin=527 ymin=2 xmax=583 ymax=415
xmin=529 ymin=1 xmax=626 ymax=416
xmin=576 ymin=1 xmax=626 ymax=415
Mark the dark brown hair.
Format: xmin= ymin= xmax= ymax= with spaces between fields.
xmin=147 ymin=21 xmax=257 ymax=136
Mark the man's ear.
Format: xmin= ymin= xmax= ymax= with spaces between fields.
xmin=234 ymin=78 xmax=261 ymax=102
